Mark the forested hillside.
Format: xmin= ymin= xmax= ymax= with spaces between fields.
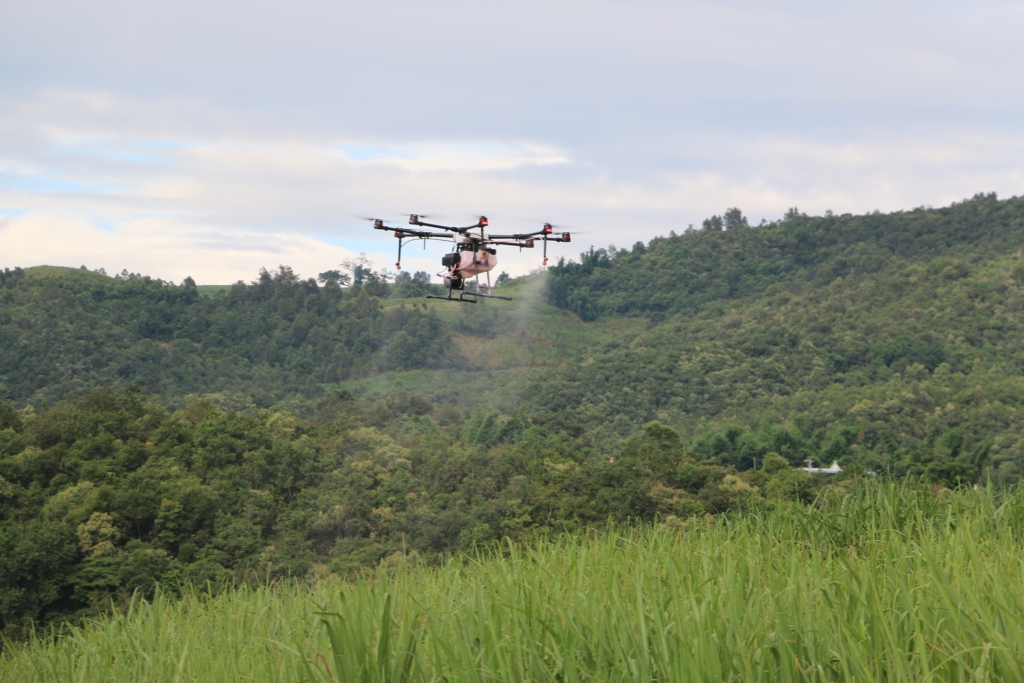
xmin=535 ymin=193 xmax=1024 ymax=480
xmin=0 ymin=265 xmax=451 ymax=409
xmin=4 ymin=193 xmax=1024 ymax=636
xmin=548 ymin=192 xmax=1024 ymax=320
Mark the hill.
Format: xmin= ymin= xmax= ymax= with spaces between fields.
xmin=2 ymin=194 xmax=1024 ymax=480
xmin=4 ymin=193 xmax=1024 ymax=634
xmin=0 ymin=264 xmax=456 ymax=411
xmin=534 ymin=194 xmax=1024 ymax=479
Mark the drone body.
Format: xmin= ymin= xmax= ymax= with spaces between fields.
xmin=370 ymin=215 xmax=571 ymax=302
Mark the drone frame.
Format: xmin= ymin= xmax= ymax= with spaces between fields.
xmin=370 ymin=215 xmax=572 ymax=301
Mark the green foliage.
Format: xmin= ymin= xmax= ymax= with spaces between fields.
xmin=0 ymin=519 xmax=78 ymax=634
xmin=531 ymin=196 xmax=1024 ymax=483
xmin=0 ymin=265 xmax=454 ymax=408
xmin=5 ymin=197 xmax=1024 ymax=487
xmin=8 ymin=485 xmax=1024 ymax=681
xmin=6 ymin=195 xmax=1024 ymax=644
xmin=548 ymin=192 xmax=1020 ymax=319
xmin=0 ymin=385 xmax=845 ymax=634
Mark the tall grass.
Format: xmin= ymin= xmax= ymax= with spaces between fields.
xmin=5 ymin=483 xmax=1024 ymax=682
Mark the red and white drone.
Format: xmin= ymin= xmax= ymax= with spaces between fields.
xmin=370 ymin=215 xmax=571 ymax=303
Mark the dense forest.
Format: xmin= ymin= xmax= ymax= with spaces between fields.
xmin=547 ymin=192 xmax=1024 ymax=320
xmin=0 ymin=265 xmax=450 ymax=409
xmin=536 ymin=193 xmax=1024 ymax=479
xmin=0 ymin=386 xmax=811 ymax=637
xmin=3 ymin=192 xmax=1024 ymax=636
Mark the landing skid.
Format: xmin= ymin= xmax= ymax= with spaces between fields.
xmin=425 ymin=293 xmax=477 ymax=303
xmin=463 ymin=290 xmax=513 ymax=301
xmin=425 ymin=291 xmax=514 ymax=303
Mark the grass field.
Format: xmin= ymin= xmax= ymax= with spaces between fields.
xmin=4 ymin=483 xmax=1024 ymax=682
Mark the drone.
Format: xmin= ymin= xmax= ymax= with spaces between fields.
xmin=369 ymin=215 xmax=571 ymax=303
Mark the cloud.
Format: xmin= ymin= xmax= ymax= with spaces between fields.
xmin=2 ymin=91 xmax=1023 ymax=283
xmin=0 ymin=212 xmax=393 ymax=284
xmin=338 ymin=142 xmax=567 ymax=173
xmin=1 ymin=1 xmax=1023 ymax=280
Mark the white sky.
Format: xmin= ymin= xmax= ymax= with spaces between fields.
xmin=1 ymin=0 xmax=1023 ymax=283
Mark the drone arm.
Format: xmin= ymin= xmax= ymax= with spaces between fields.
xmin=416 ymin=221 xmax=464 ymax=232
xmin=488 ymin=230 xmax=546 ymax=240
xmin=486 ymin=240 xmax=534 ymax=247
xmin=394 ymin=228 xmax=446 ymax=239
xmin=413 ymin=220 xmax=486 ymax=234
xmin=378 ymin=226 xmax=453 ymax=240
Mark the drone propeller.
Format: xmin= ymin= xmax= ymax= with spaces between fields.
xmin=355 ymin=214 xmax=435 ymax=227
xmin=355 ymin=216 xmax=389 ymax=229
xmin=404 ymin=213 xmax=436 ymax=223
xmin=450 ymin=214 xmax=489 ymax=225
